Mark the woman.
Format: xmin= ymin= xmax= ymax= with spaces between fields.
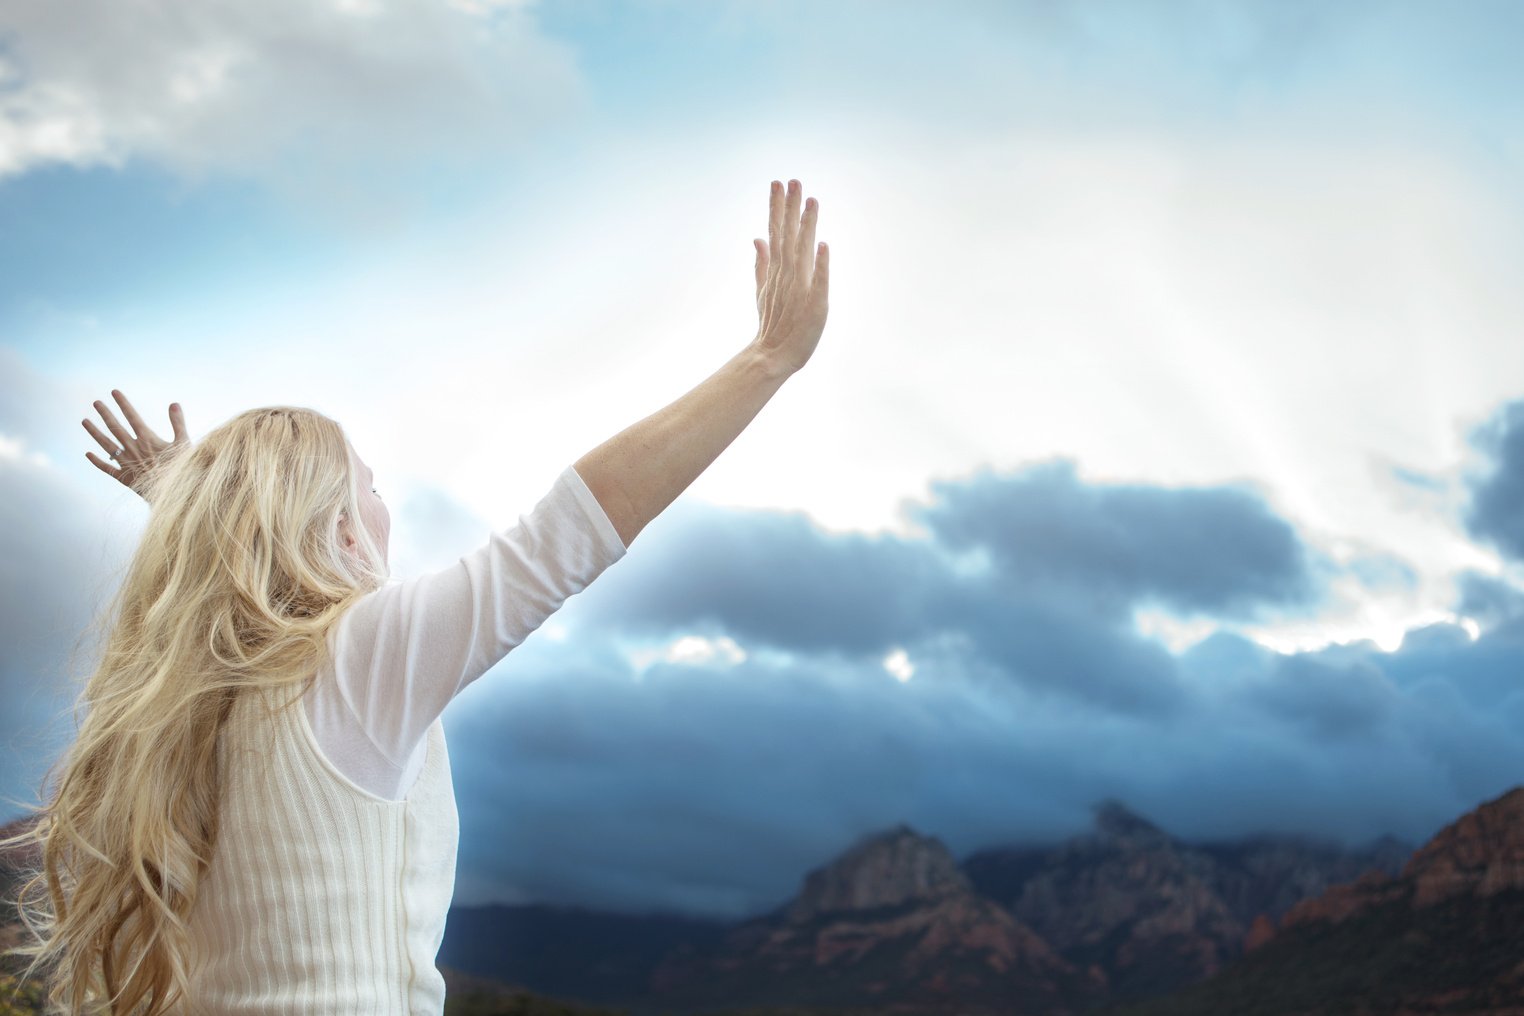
xmin=0 ymin=179 xmax=829 ymax=1015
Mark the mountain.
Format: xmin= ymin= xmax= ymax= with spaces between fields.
xmin=961 ymin=798 xmax=1409 ymax=1003
xmin=1093 ymin=786 xmax=1524 ymax=1015
xmin=428 ymin=802 xmax=1417 ymax=1014
xmin=642 ymin=823 xmax=1109 ymax=1016
xmin=0 ymin=800 xmax=1426 ymax=1015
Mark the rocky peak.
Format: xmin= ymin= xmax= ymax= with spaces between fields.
xmin=784 ymin=823 xmax=972 ymax=924
xmin=1267 ymin=785 xmax=1524 ymax=943
xmin=1092 ymin=798 xmax=1171 ymax=847
xmin=1401 ymin=786 xmax=1524 ymax=907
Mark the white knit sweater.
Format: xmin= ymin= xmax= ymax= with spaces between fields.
xmin=176 ymin=464 xmax=628 ymax=1014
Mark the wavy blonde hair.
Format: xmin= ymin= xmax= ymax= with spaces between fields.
xmin=0 ymin=406 xmax=388 ymax=1014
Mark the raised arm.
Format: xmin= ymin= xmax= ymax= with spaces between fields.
xmin=574 ymin=177 xmax=830 ymax=548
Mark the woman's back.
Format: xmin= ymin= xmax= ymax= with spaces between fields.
xmin=180 ymin=684 xmax=457 ymax=1015
xmin=176 ymin=462 xmax=627 ymax=1014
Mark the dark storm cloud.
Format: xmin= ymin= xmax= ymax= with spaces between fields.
xmin=429 ymin=399 xmax=1524 ymax=920
xmin=936 ymin=582 xmax=1187 ymax=714
xmin=436 ymin=603 xmax=1524 ymax=919
xmin=1380 ymin=618 xmax=1524 ymax=713
xmin=1248 ymin=654 xmax=1400 ymax=740
xmin=571 ymin=459 xmax=1317 ymax=715
xmin=910 ymin=460 xmax=1319 ymax=621
xmin=1456 ymin=570 xmax=1524 ymax=632
xmin=579 ymin=458 xmax=1320 ymax=641
xmin=570 ymin=499 xmax=953 ymax=655
xmin=0 ymin=452 xmax=139 ymax=811
xmin=444 ymin=646 xmax=939 ymax=918
xmin=1464 ymin=398 xmax=1524 ymax=561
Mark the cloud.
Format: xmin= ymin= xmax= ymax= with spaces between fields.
xmin=911 ymin=460 xmax=1320 ymax=622
xmin=1247 ymin=653 xmax=1400 ymax=741
xmin=0 ymin=0 xmax=585 ymax=210
xmin=0 ymin=448 xmax=141 ymax=812
xmin=564 ymin=459 xmax=1327 ymax=717
xmin=580 ymin=460 xmax=1319 ymax=637
xmin=570 ymin=499 xmax=954 ymax=656
xmin=1455 ymin=570 xmax=1524 ymax=631
xmin=1464 ymin=398 xmax=1524 ymax=561
xmin=434 ymin=603 xmax=1524 ymax=917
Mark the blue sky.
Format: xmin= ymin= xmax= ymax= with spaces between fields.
xmin=4 ymin=0 xmax=1524 ymax=918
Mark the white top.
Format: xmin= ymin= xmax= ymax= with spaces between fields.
xmin=304 ymin=463 xmax=628 ymax=801
xmin=177 ymin=464 xmax=627 ymax=1014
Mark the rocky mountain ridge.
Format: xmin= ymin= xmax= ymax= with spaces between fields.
xmin=0 ymin=796 xmax=1443 ymax=1015
xmin=1100 ymin=786 xmax=1524 ymax=1015
xmin=633 ymin=800 xmax=1411 ymax=1014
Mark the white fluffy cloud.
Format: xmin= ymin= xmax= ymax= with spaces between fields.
xmin=0 ymin=0 xmax=582 ymax=199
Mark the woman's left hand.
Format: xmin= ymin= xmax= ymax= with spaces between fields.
xmin=83 ymin=390 xmax=190 ymax=500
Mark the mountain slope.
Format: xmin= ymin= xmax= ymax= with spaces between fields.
xmin=1093 ymin=787 xmax=1524 ymax=1015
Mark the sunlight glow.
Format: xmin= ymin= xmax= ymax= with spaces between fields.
xmin=883 ymin=647 xmax=915 ymax=683
xmin=627 ymin=635 xmax=748 ymax=672
xmin=1133 ymin=610 xmax=1218 ymax=653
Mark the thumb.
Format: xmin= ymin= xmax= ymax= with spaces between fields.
xmin=754 ymin=239 xmax=767 ymax=295
xmin=169 ymin=403 xmax=189 ymax=444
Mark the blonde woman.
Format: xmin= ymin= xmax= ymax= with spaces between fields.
xmin=0 ymin=179 xmax=828 ymax=1015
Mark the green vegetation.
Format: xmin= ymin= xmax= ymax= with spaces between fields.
xmin=0 ymin=970 xmax=45 ymax=1014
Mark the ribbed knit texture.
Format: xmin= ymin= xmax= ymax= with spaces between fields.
xmin=169 ymin=464 xmax=627 ymax=1013
xmin=178 ymin=681 xmax=458 ymax=1015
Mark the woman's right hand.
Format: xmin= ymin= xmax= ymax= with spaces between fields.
xmin=83 ymin=390 xmax=190 ymax=501
xmin=750 ymin=178 xmax=829 ymax=377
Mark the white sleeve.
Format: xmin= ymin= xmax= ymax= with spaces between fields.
xmin=326 ymin=464 xmax=628 ymax=768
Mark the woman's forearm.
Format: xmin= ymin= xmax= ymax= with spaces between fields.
xmin=573 ymin=343 xmax=792 ymax=548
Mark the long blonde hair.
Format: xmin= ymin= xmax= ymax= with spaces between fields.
xmin=0 ymin=406 xmax=388 ymax=1014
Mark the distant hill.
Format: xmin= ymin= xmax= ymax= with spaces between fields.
xmin=1091 ymin=786 xmax=1524 ymax=1015
xmin=438 ymin=805 xmax=1412 ymax=1015
xmin=0 ymin=793 xmax=1467 ymax=1015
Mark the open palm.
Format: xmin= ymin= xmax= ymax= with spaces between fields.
xmin=83 ymin=390 xmax=190 ymax=500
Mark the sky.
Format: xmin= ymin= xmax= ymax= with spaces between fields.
xmin=3 ymin=0 xmax=1524 ymax=920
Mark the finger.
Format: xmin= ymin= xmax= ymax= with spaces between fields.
xmin=111 ymin=389 xmax=156 ymax=442
xmin=796 ymin=196 xmax=818 ymax=283
xmin=82 ymin=417 xmax=120 ymax=455
xmin=85 ymin=451 xmax=123 ymax=480
xmin=93 ymin=399 xmax=133 ymax=448
xmin=767 ymin=180 xmax=783 ymax=285
xmin=783 ymin=179 xmax=802 ymax=275
xmin=168 ymin=403 xmax=189 ymax=444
